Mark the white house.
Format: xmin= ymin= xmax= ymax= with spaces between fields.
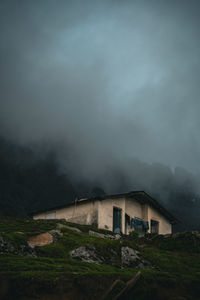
xmin=32 ymin=191 xmax=178 ymax=235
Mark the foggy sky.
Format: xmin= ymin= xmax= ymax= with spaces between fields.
xmin=1 ymin=0 xmax=200 ymax=186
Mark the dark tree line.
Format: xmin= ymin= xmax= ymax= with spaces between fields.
xmin=0 ymin=136 xmax=200 ymax=232
xmin=0 ymin=136 xmax=106 ymax=217
xmin=0 ymin=137 xmax=76 ymax=217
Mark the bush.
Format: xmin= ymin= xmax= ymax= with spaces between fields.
xmin=129 ymin=230 xmax=139 ymax=239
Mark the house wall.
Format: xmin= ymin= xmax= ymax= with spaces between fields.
xmin=124 ymin=198 xmax=147 ymax=234
xmin=124 ymin=198 xmax=172 ymax=235
xmin=125 ymin=198 xmax=143 ymax=219
xmin=33 ymin=200 xmax=98 ymax=226
xmin=98 ymin=198 xmax=126 ymax=233
xmin=33 ymin=197 xmax=172 ymax=235
xmin=147 ymin=206 xmax=172 ymax=234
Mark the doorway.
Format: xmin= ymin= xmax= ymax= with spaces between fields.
xmin=151 ymin=219 xmax=159 ymax=234
xmin=113 ymin=206 xmax=122 ymax=234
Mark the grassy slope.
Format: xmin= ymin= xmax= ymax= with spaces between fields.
xmin=0 ymin=218 xmax=200 ymax=300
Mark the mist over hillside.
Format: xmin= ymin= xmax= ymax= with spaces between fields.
xmin=0 ymin=136 xmax=199 ymax=232
xmin=1 ymin=1 xmax=200 ymax=232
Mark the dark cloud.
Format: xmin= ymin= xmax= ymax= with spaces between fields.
xmin=1 ymin=0 xmax=200 ymax=183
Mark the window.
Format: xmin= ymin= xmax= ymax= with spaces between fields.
xmin=113 ymin=206 xmax=122 ymax=234
xmin=151 ymin=219 xmax=159 ymax=234
xmin=132 ymin=217 xmax=143 ymax=235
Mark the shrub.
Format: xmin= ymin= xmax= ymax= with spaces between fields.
xmin=129 ymin=230 xmax=139 ymax=239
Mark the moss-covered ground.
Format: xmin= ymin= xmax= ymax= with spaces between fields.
xmin=0 ymin=218 xmax=200 ymax=299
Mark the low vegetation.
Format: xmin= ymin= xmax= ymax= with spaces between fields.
xmin=0 ymin=217 xmax=200 ymax=299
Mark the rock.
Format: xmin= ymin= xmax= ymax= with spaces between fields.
xmin=121 ymin=246 xmax=152 ymax=269
xmin=0 ymin=235 xmax=36 ymax=257
xmin=89 ymin=230 xmax=120 ymax=240
xmin=111 ymin=249 xmax=117 ymax=255
xmin=121 ymin=247 xmax=140 ymax=267
xmin=27 ymin=232 xmax=53 ymax=248
xmin=48 ymin=229 xmax=63 ymax=243
xmin=115 ymin=234 xmax=121 ymax=240
xmin=70 ymin=246 xmax=104 ymax=264
xmin=89 ymin=230 xmax=105 ymax=238
xmin=49 ymin=229 xmax=63 ymax=236
xmin=57 ymin=223 xmax=81 ymax=233
xmin=18 ymin=245 xmax=37 ymax=257
xmin=0 ymin=235 xmax=15 ymax=253
xmin=56 ymin=223 xmax=67 ymax=229
xmin=89 ymin=230 xmax=115 ymax=239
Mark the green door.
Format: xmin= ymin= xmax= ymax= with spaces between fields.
xmin=113 ymin=207 xmax=122 ymax=234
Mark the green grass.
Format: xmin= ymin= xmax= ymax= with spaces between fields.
xmin=0 ymin=217 xmax=59 ymax=235
xmin=1 ymin=218 xmax=200 ymax=299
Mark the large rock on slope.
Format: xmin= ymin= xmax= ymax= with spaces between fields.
xmin=121 ymin=246 xmax=152 ymax=268
xmin=27 ymin=232 xmax=53 ymax=248
xmin=70 ymin=246 xmax=104 ymax=264
xmin=0 ymin=234 xmax=36 ymax=257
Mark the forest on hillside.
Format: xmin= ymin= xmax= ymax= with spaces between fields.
xmin=0 ymin=136 xmax=200 ymax=232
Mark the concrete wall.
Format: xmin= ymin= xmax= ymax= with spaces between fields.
xmin=33 ymin=197 xmax=172 ymax=235
xmin=124 ymin=198 xmax=171 ymax=235
xmin=125 ymin=197 xmax=143 ymax=219
xmin=98 ymin=197 xmax=126 ymax=233
xmin=147 ymin=206 xmax=172 ymax=234
xmin=124 ymin=198 xmax=147 ymax=234
xmin=33 ymin=200 xmax=98 ymax=226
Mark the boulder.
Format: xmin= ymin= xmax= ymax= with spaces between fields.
xmin=89 ymin=230 xmax=120 ymax=240
xmin=27 ymin=232 xmax=53 ymax=248
xmin=49 ymin=229 xmax=63 ymax=236
xmin=70 ymin=246 xmax=104 ymax=264
xmin=47 ymin=229 xmax=63 ymax=243
xmin=57 ymin=223 xmax=81 ymax=233
xmin=89 ymin=230 xmax=115 ymax=239
xmin=0 ymin=235 xmax=36 ymax=257
xmin=121 ymin=246 xmax=152 ymax=269
xmin=121 ymin=247 xmax=141 ymax=267
xmin=115 ymin=234 xmax=121 ymax=240
xmin=0 ymin=235 xmax=15 ymax=253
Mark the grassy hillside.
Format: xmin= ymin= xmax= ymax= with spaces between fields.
xmin=0 ymin=218 xmax=200 ymax=300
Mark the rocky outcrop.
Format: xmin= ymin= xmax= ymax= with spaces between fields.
xmin=121 ymin=246 xmax=152 ymax=269
xmin=0 ymin=229 xmax=63 ymax=255
xmin=0 ymin=235 xmax=36 ymax=257
xmin=70 ymin=245 xmax=152 ymax=269
xmin=0 ymin=235 xmax=15 ymax=253
xmin=70 ymin=246 xmax=104 ymax=264
xmin=1 ymin=222 xmax=153 ymax=269
xmin=121 ymin=247 xmax=140 ymax=267
xmin=27 ymin=229 xmax=65 ymax=248
xmin=49 ymin=229 xmax=63 ymax=236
